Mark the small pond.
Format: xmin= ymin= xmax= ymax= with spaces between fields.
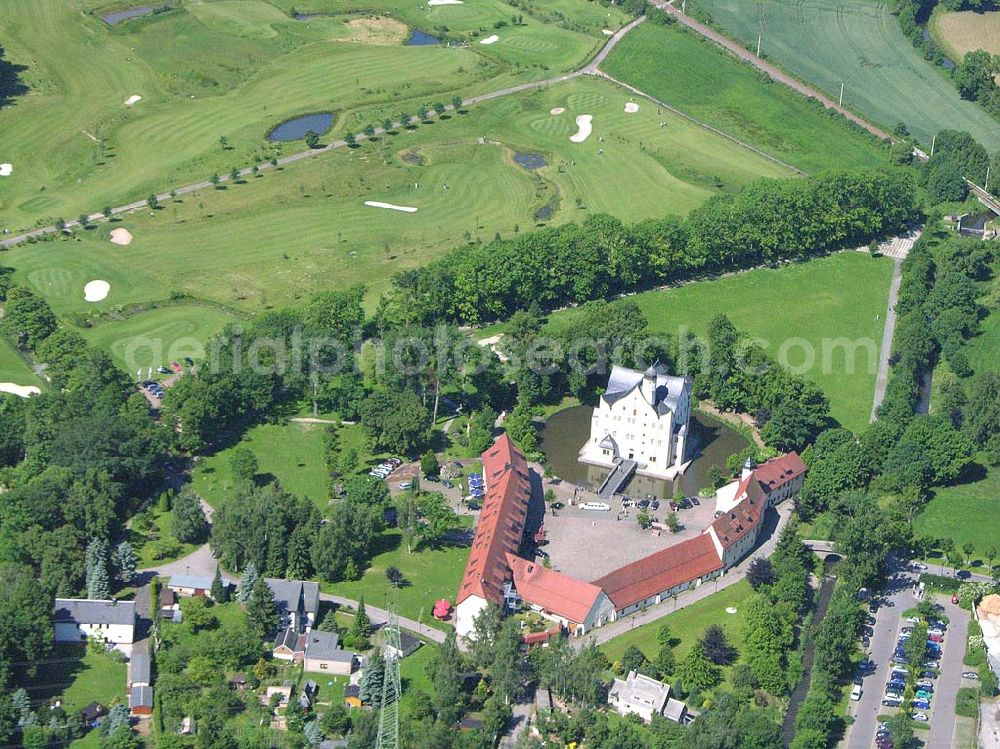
xmin=266 ymin=112 xmax=334 ymax=142
xmin=538 ymin=406 xmax=748 ymax=499
xmin=102 ymin=5 xmax=155 ymax=25
xmin=514 ymin=151 xmax=547 ymax=170
xmin=407 ymin=29 xmax=441 ymax=45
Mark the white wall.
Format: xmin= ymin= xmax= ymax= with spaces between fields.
xmin=304 ymin=657 xmax=352 ymax=676
xmin=55 ymin=621 xmax=134 ymax=645
xmin=456 ymin=595 xmax=489 ymax=640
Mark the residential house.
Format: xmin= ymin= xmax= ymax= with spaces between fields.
xmin=160 ymin=588 xmax=178 ymax=617
xmin=167 ymin=574 xmax=232 ymax=600
xmin=262 ymin=685 xmax=292 ymax=708
xmin=265 ymin=578 xmax=320 ymax=632
xmin=506 ymin=553 xmax=614 ymax=635
xmin=579 ymin=362 xmax=692 ymax=479
xmin=54 ymin=599 xmax=135 ymax=648
xmin=608 ymin=671 xmax=674 ymax=723
xmin=386 ymin=631 xmax=422 ymax=660
xmin=303 ymin=630 xmax=355 ymax=675
xmin=272 ymin=627 xmax=306 ymax=662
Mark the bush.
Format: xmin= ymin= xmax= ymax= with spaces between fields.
xmin=955 ymin=686 xmax=979 ymax=718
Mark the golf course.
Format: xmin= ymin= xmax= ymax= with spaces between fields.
xmin=691 ymin=0 xmax=1000 ymax=150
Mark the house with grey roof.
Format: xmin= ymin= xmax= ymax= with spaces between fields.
xmin=167 ymin=573 xmax=232 ymax=599
xmin=579 ymin=362 xmax=691 ymax=480
xmin=303 ymin=630 xmax=355 ymax=675
xmin=608 ymin=670 xmax=674 ymax=723
xmin=53 ymin=599 xmax=135 ymax=648
xmin=387 ymin=631 xmax=422 ymax=660
xmin=265 ymin=578 xmax=320 ymax=632
xmin=129 ymin=652 xmax=151 ymax=687
xmin=129 ymin=685 xmax=153 ymax=716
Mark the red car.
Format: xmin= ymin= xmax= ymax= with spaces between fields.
xmin=170 ymin=361 xmax=182 ymax=372
xmin=953 ymin=592 xmax=959 ymax=604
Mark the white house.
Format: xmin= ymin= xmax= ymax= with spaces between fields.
xmin=579 ymin=362 xmax=691 ymax=480
xmin=505 ymin=553 xmax=615 ymax=636
xmin=265 ymin=578 xmax=320 ymax=633
xmin=53 ymin=599 xmax=135 ymax=649
xmin=303 ymin=631 xmax=355 ymax=675
xmin=608 ymin=671 xmax=674 ymax=723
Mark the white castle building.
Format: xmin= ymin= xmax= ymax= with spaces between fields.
xmin=579 ymin=362 xmax=692 ymax=480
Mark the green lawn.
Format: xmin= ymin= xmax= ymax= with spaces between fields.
xmin=191 ymin=421 xmax=332 ymax=510
xmin=915 ymin=462 xmax=1000 ymax=566
xmin=600 ymin=579 xmax=753 ymax=685
xmin=691 ymin=0 xmax=1000 ymax=151
xmin=130 ymin=506 xmax=201 ymax=568
xmin=602 ymin=22 xmax=890 ymax=174
xmin=17 ymin=645 xmax=126 ymax=715
xmin=6 ymin=75 xmax=791 ymax=315
xmin=323 ymin=528 xmax=470 ymax=628
xmin=0 ymin=335 xmax=43 ymax=388
xmin=81 ymin=304 xmax=241 ymax=373
xmin=542 ymin=252 xmax=894 ymax=434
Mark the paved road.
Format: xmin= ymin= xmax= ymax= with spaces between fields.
xmin=652 ymin=1 xmax=891 ymax=141
xmin=871 ymin=258 xmax=904 ymax=421
xmin=576 ymin=503 xmax=793 ymax=648
xmin=0 ymin=18 xmax=643 ymax=251
xmin=927 ymin=596 xmax=971 ymax=749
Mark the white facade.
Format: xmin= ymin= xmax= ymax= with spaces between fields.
xmin=455 ymin=595 xmax=489 ymax=640
xmin=608 ymin=671 xmax=672 ymax=723
xmin=580 ymin=363 xmax=691 ymax=480
xmin=53 ymin=599 xmax=135 ymax=647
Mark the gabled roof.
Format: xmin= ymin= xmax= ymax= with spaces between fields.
xmin=592 ymin=535 xmax=722 ymax=610
xmin=602 ymin=364 xmax=689 ymax=416
xmin=709 ymin=488 xmax=764 ymax=550
xmin=129 ymin=652 xmax=151 ymax=685
xmin=304 ymin=630 xmax=353 ymax=663
xmin=273 ymin=627 xmax=302 ymax=653
xmin=166 ymin=574 xmax=215 ymax=590
xmin=54 ymin=599 xmax=135 ymax=627
xmin=506 ymin=553 xmax=605 ymax=624
xmin=753 ymin=452 xmax=807 ymax=490
xmin=265 ymin=578 xmax=321 ymax=617
xmin=129 ymin=685 xmax=153 ymax=708
xmin=456 ymin=434 xmax=531 ymax=606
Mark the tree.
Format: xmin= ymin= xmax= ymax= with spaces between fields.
xmin=78 ymin=213 xmax=90 ymax=227
xmin=229 ymin=167 xmax=240 ymax=182
xmin=304 ymin=129 xmax=321 ymax=149
xmin=421 ymin=449 xmax=440 ymax=478
xmin=112 ymin=541 xmax=136 ymax=585
xmin=471 ymin=603 xmax=503 ymax=667
xmin=147 ymin=193 xmax=158 ymax=210
xmin=172 ymin=488 xmax=208 ymax=544
xmin=987 ymin=544 xmax=997 ymax=572
xmin=700 ymin=624 xmax=737 ymax=665
xmin=747 ymin=557 xmax=776 ymax=590
xmin=636 ymin=510 xmax=652 ymax=530
xmin=382 ymin=118 xmax=393 ymax=133
xmin=210 ymin=173 xmax=220 ymax=188
xmin=229 ymin=446 xmax=258 ymax=484
xmin=86 ymin=538 xmax=111 ymax=599
xmin=237 ymin=560 xmax=258 ymax=604
xmin=210 ymin=566 xmax=229 ymax=602
xmin=2 ymin=288 xmax=57 ymax=350
xmin=663 ymin=511 xmax=680 ymax=533
xmin=432 ymin=630 xmax=464 ymax=723
xmin=102 ymin=206 xmax=113 ymax=219
xmin=246 ymin=576 xmax=278 ymax=634
xmin=963 ymin=541 xmax=976 ymax=565
xmin=621 ymin=645 xmax=650 ymax=676
xmin=927 ymin=161 xmax=968 ymax=202
xmin=181 ymin=596 xmax=218 ymax=633
xmin=352 ymin=597 xmax=371 ymax=642
xmin=360 ymin=390 xmax=430 ymax=453
xmin=452 ymin=95 xmax=463 ymax=111
xmin=674 ymin=642 xmax=720 ymax=697
xmin=344 ymin=132 xmax=356 ymax=147
xmin=385 ymin=566 xmax=404 ymax=588
xmin=954 ymin=50 xmax=1000 ymax=102
xmin=359 ymin=648 xmax=385 ymax=706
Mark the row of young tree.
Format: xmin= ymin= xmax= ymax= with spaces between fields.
xmin=389 ymin=169 xmax=918 ymax=325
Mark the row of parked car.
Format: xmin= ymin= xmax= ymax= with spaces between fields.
xmin=141 ymin=380 xmax=165 ymax=399
xmin=368 ymin=457 xmax=402 ymax=479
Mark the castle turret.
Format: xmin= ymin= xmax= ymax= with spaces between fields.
xmin=741 ymin=456 xmax=756 ymax=480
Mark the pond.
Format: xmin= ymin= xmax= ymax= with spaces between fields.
xmin=266 ymin=112 xmax=334 ymax=142
xmin=102 ymin=5 xmax=155 ymax=25
xmin=407 ymin=29 xmax=441 ymax=45
xmin=537 ymin=405 xmax=748 ymax=499
xmin=513 ymin=151 xmax=547 ymax=170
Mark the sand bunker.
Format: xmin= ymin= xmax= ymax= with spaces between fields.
xmin=109 ymin=228 xmax=133 ymax=245
xmin=0 ymin=164 xmax=11 ymax=177
xmin=569 ymin=114 xmax=593 ymax=143
xmin=428 ymin=0 xmax=463 ymax=5
xmin=603 ymin=29 xmax=614 ymax=35
xmin=124 ymin=95 xmax=142 ymax=107
xmin=549 ymin=107 xmax=565 ymax=115
xmin=624 ymin=102 xmax=639 ymax=113
xmin=480 ymin=34 xmax=499 ymax=45
xmin=364 ymin=201 xmax=418 ymax=213
xmin=84 ymin=280 xmax=111 ymax=302
xmin=0 ymin=383 xmax=40 ymax=398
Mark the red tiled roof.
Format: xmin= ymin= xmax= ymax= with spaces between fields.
xmin=753 ymin=452 xmax=807 ymax=490
xmin=592 ymin=535 xmax=723 ymax=611
xmin=709 ymin=489 xmax=764 ymax=549
xmin=456 ymin=434 xmax=530 ymax=606
xmin=506 ymin=553 xmax=605 ymax=624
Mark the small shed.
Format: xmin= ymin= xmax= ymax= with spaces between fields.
xmin=343 ymin=685 xmax=362 ymax=709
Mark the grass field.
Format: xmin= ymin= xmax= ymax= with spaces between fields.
xmin=16 ymin=644 xmax=126 ymax=714
xmin=691 ymin=0 xmax=1000 ymax=151
xmin=600 ymin=580 xmax=753 ymax=687
xmin=130 ymin=505 xmax=201 ymax=568
xmin=540 ymin=252 xmax=894 ymax=434
xmin=0 ymin=335 xmax=43 ymax=387
xmin=191 ymin=421 xmax=332 ymax=510
xmin=323 ymin=528 xmax=471 ymax=628
xmin=929 ymin=9 xmax=1000 ymax=60
xmin=81 ymin=305 xmax=241 ymax=374
xmin=5 ymin=76 xmax=791 ymax=316
xmin=602 ymin=22 xmax=891 ymax=174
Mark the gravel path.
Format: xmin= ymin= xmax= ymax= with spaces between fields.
xmin=870 ymin=258 xmax=903 ymax=421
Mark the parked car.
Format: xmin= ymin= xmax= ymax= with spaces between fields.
xmin=156 ymin=366 xmax=171 ymax=374
xmin=893 ymin=656 xmax=910 ymax=665
xmin=920 ymin=671 xmax=936 ymax=680
xmin=962 ymin=671 xmax=980 ymax=680
xmin=957 ymin=570 xmax=972 ymax=580
xmin=912 ymin=700 xmax=930 ymax=711
xmin=690 ymin=496 xmax=700 ymax=506
xmin=923 ymin=660 xmax=939 ymax=669
xmin=650 ymin=500 xmax=660 ymax=510
xmin=398 ymin=481 xmax=413 ymax=490
xmin=911 ymin=712 xmax=928 ymax=722
xmin=915 ymin=689 xmax=932 ymax=700
xmin=882 ymin=697 xmax=902 ymax=707
xmin=915 ymin=681 xmax=934 ymax=691
xmin=850 ymin=684 xmax=862 ymax=701
xmin=911 ymin=562 xmax=928 ymax=571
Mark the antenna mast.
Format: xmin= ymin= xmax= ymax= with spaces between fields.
xmin=375 ymin=605 xmax=401 ymax=749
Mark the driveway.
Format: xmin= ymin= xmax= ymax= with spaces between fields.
xmin=927 ymin=596 xmax=971 ymax=748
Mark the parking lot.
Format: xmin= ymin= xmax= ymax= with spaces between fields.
xmin=847 ymin=560 xmax=973 ymax=749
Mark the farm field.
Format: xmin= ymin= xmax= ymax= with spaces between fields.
xmin=191 ymin=421 xmax=332 ymax=510
xmin=929 ymin=9 xmax=1000 ymax=60
xmin=602 ymin=22 xmax=891 ymax=174
xmin=600 ymin=580 xmax=753 ymax=689
xmin=82 ymin=305 xmax=242 ymax=374
xmin=541 ymin=252 xmax=894 ymax=434
xmin=691 ymin=0 xmax=1000 ymax=151
xmin=0 ymin=0 xmax=618 ymax=230
xmin=4 ymin=76 xmax=792 ymax=316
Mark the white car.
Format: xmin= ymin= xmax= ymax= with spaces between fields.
xmin=911 ymin=562 xmax=928 ymax=571
xmin=928 ymin=628 xmax=945 ymax=637
xmin=850 ymin=684 xmax=862 ymax=701
xmin=911 ymin=712 xmax=928 ymax=722
xmin=905 ymin=616 xmax=921 ymax=624
xmin=398 ymin=481 xmax=413 ymax=490
xmin=962 ymin=671 xmax=980 ymax=680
